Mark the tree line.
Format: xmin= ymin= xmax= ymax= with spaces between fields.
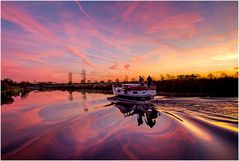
xmin=1 ymin=72 xmax=238 ymax=104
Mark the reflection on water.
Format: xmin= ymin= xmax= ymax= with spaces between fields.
xmin=1 ymin=91 xmax=238 ymax=160
xmin=68 ymin=91 xmax=73 ymax=101
xmin=111 ymin=98 xmax=160 ymax=128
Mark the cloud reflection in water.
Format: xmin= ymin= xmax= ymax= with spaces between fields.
xmin=1 ymin=91 xmax=238 ymax=159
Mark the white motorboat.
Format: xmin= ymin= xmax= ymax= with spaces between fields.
xmin=112 ymin=84 xmax=157 ymax=100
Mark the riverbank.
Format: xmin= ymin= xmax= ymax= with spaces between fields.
xmin=7 ymin=78 xmax=238 ymax=96
xmin=1 ymin=77 xmax=238 ymax=105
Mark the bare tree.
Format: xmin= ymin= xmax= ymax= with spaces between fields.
xmin=81 ymin=69 xmax=86 ymax=83
xmin=234 ymin=72 xmax=238 ymax=78
xmin=115 ymin=78 xmax=120 ymax=82
xmin=166 ymin=74 xmax=174 ymax=80
xmin=68 ymin=72 xmax=72 ymax=84
xmin=177 ymin=74 xmax=185 ymax=79
xmin=221 ymin=72 xmax=228 ymax=78
xmin=131 ymin=78 xmax=136 ymax=82
xmin=124 ymin=75 xmax=129 ymax=82
xmin=195 ymin=74 xmax=201 ymax=79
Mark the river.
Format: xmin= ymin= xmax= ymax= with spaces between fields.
xmin=1 ymin=91 xmax=238 ymax=159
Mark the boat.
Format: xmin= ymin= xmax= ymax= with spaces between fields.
xmin=112 ymin=84 xmax=157 ymax=100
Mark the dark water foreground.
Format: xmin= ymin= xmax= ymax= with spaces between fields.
xmin=1 ymin=91 xmax=238 ymax=160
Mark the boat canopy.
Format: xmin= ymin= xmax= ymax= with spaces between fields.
xmin=121 ymin=84 xmax=156 ymax=90
xmin=122 ymin=84 xmax=141 ymax=87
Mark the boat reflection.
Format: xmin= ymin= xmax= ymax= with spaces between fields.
xmin=108 ymin=97 xmax=160 ymax=128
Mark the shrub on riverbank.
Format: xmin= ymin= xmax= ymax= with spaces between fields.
xmin=154 ymin=77 xmax=237 ymax=97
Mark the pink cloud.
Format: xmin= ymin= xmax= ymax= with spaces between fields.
xmin=2 ymin=60 xmax=59 ymax=82
xmin=75 ymin=1 xmax=95 ymax=23
xmin=1 ymin=3 xmax=58 ymax=44
xmin=141 ymin=13 xmax=203 ymax=41
xmin=72 ymin=2 xmax=137 ymax=58
xmin=146 ymin=13 xmax=202 ymax=33
xmin=124 ymin=64 xmax=130 ymax=70
xmin=122 ymin=2 xmax=139 ymax=21
xmin=1 ymin=3 xmax=101 ymax=69
xmin=109 ymin=64 xmax=119 ymax=69
xmin=18 ymin=54 xmax=49 ymax=65
xmin=65 ymin=46 xmax=97 ymax=69
xmin=88 ymin=54 xmax=114 ymax=63
xmin=117 ymin=2 xmax=140 ymax=31
xmin=119 ymin=2 xmax=203 ymax=40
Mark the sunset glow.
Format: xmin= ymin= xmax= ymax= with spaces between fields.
xmin=1 ymin=1 xmax=238 ymax=82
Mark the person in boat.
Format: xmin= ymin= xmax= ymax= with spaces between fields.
xmin=147 ymin=75 xmax=152 ymax=88
xmin=145 ymin=110 xmax=157 ymax=128
xmin=133 ymin=105 xmax=145 ymax=126
xmin=139 ymin=76 xmax=144 ymax=86
xmin=137 ymin=113 xmax=144 ymax=126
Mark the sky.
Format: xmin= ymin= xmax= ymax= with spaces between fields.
xmin=1 ymin=1 xmax=238 ymax=83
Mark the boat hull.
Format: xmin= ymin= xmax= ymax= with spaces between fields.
xmin=112 ymin=84 xmax=156 ymax=100
xmin=115 ymin=95 xmax=153 ymax=100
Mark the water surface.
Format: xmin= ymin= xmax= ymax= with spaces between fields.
xmin=1 ymin=91 xmax=238 ymax=159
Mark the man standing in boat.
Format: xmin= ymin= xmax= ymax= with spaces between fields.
xmin=147 ymin=75 xmax=152 ymax=87
xmin=139 ymin=76 xmax=144 ymax=86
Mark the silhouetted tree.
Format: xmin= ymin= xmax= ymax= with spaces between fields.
xmin=166 ymin=74 xmax=174 ymax=80
xmin=234 ymin=72 xmax=238 ymax=78
xmin=160 ymin=74 xmax=165 ymax=80
xmin=1 ymin=78 xmax=16 ymax=91
xmin=221 ymin=72 xmax=228 ymax=78
xmin=68 ymin=72 xmax=72 ymax=84
xmin=131 ymin=78 xmax=136 ymax=82
xmin=177 ymin=75 xmax=185 ymax=79
xmin=207 ymin=73 xmax=214 ymax=79
xmin=81 ymin=69 xmax=86 ymax=83
xmin=124 ymin=75 xmax=129 ymax=82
